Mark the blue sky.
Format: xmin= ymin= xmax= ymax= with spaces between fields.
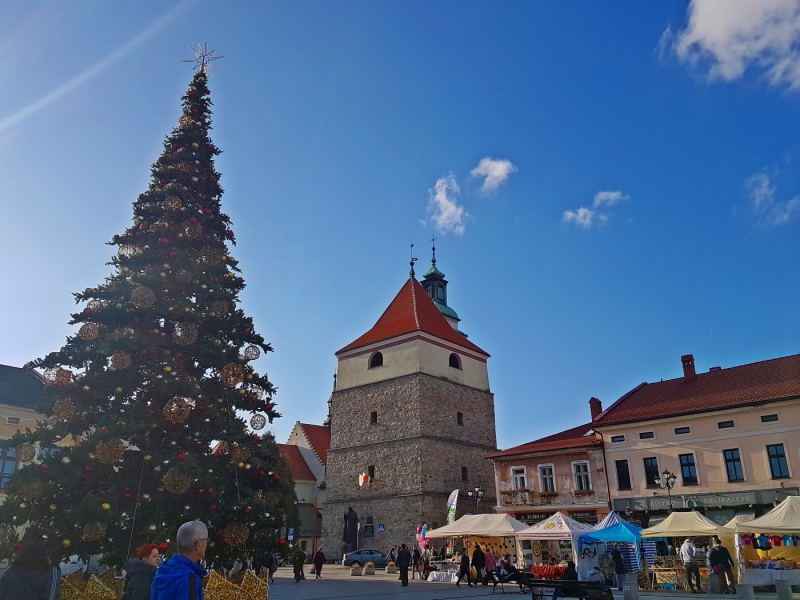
xmin=1 ymin=1 xmax=799 ymax=450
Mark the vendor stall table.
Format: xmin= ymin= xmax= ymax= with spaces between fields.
xmin=530 ymin=565 xmax=566 ymax=578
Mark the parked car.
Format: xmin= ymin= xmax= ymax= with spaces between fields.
xmin=342 ymin=548 xmax=390 ymax=567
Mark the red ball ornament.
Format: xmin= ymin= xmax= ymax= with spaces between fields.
xmin=202 ymin=208 xmax=212 ymax=214
xmin=279 ymin=539 xmax=286 ymax=546
xmin=258 ymin=471 xmax=265 ymax=477
xmin=198 ymin=488 xmax=204 ymax=493
xmin=158 ymin=237 xmax=170 ymax=246
xmin=216 ymin=531 xmax=223 ymax=537
xmin=170 ymin=251 xmax=178 ymax=258
xmin=272 ymin=473 xmax=279 ymax=480
xmin=42 ymin=464 xmax=49 ymax=470
xmin=253 ymin=435 xmax=260 ymax=441
xmin=211 ymin=504 xmax=217 ymax=509
xmin=125 ymin=492 xmax=132 ymax=499
xmin=159 ymin=542 xmax=169 ymax=552
xmin=178 ymin=454 xmax=185 ymax=461
xmin=244 ymin=507 xmax=251 ymax=514
xmin=85 ymin=467 xmax=92 ymax=472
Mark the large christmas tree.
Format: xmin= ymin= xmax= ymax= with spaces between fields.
xmin=0 ymin=58 xmax=297 ymax=566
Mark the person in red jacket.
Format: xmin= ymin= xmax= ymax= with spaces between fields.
xmin=312 ymin=548 xmax=326 ymax=579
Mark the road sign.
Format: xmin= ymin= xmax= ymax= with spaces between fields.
xmin=288 ymin=528 xmax=294 ymax=541
xmin=377 ymin=523 xmax=385 ymax=533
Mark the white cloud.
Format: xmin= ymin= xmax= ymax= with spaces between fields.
xmin=426 ymin=174 xmax=468 ymax=235
xmin=667 ymin=0 xmax=800 ymax=89
xmin=470 ymin=157 xmax=517 ymax=192
xmin=562 ymin=207 xmax=609 ymax=230
xmin=563 ymin=190 xmax=629 ymax=230
xmin=744 ymin=171 xmax=800 ymax=227
xmin=593 ymin=190 xmax=629 ymax=208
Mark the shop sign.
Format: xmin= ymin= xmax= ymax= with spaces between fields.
xmin=569 ymin=511 xmax=598 ymax=524
xmin=649 ymin=491 xmax=755 ymax=510
xmin=516 ymin=512 xmax=551 ymax=522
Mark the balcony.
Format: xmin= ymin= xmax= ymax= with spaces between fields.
xmin=498 ymin=479 xmax=607 ymax=508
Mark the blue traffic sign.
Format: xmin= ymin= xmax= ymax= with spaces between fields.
xmin=288 ymin=528 xmax=295 ymax=540
xmin=377 ymin=523 xmax=386 ymax=533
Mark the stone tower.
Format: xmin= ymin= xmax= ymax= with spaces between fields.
xmin=322 ymin=253 xmax=497 ymax=555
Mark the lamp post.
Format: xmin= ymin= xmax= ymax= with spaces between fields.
xmin=654 ymin=469 xmax=677 ymax=512
xmin=467 ymin=486 xmax=484 ymax=514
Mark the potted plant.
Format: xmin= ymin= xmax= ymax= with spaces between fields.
xmin=385 ymin=561 xmax=397 ymax=574
xmin=351 ymin=563 xmax=363 ymax=576
xmin=364 ymin=561 xmax=376 ymax=575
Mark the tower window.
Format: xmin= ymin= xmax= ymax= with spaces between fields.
xmin=457 ymin=411 xmax=463 ymax=426
xmin=449 ymin=353 xmax=462 ymax=369
xmin=369 ymin=352 xmax=383 ymax=369
xmin=368 ymin=465 xmax=375 ymax=479
xmin=370 ymin=411 xmax=377 ymax=424
xmin=461 ymin=466 xmax=468 ymax=481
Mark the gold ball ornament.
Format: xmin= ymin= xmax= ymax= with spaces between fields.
xmin=101 ymin=503 xmax=111 ymax=511
xmin=219 ymin=363 xmax=244 ymax=387
xmin=163 ymin=397 xmax=192 ymax=424
xmin=222 ymin=523 xmax=250 ymax=548
xmin=172 ymin=322 xmax=198 ymax=346
xmin=96 ymin=439 xmax=125 ymax=463
xmin=82 ymin=523 xmax=106 ymax=541
xmin=163 ymin=196 xmax=182 ymax=211
xmin=179 ymin=115 xmax=193 ymax=128
xmin=16 ymin=444 xmax=36 ymax=463
xmin=62 ymin=539 xmax=72 ymax=549
xmin=250 ymin=414 xmax=267 ymax=431
xmin=51 ymin=399 xmax=76 ymax=422
xmin=164 ymin=366 xmax=172 ymax=373
xmin=163 ymin=468 xmax=192 ymax=494
xmin=49 ymin=504 xmax=57 ymax=513
xmin=131 ymin=286 xmax=156 ymax=309
xmin=111 ymin=351 xmax=132 ymax=370
xmin=243 ymin=345 xmax=261 ymax=361
xmin=78 ymin=323 xmax=100 ymax=340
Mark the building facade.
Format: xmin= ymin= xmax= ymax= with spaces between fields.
xmin=593 ymin=353 xmax=800 ymax=526
xmin=321 ymin=255 xmax=498 ymax=556
xmin=488 ymin=399 xmax=610 ymax=526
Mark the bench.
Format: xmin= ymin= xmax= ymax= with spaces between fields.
xmin=520 ymin=576 xmax=606 ymax=600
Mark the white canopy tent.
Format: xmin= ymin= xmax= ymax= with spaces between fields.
xmin=516 ymin=512 xmax=595 ymax=573
xmin=425 ymin=513 xmax=529 ymax=538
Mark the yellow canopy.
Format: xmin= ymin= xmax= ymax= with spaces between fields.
xmin=642 ymin=510 xmax=733 ymax=538
xmin=735 ymin=497 xmax=800 ymax=535
xmin=425 ymin=514 xmax=530 ymax=538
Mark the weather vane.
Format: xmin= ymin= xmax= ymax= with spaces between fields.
xmin=183 ymin=42 xmax=224 ymax=74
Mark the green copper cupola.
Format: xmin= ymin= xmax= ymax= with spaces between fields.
xmin=421 ymin=240 xmax=463 ymax=331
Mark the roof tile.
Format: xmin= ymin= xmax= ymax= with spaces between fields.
xmin=277 ymin=443 xmax=316 ymax=481
xmin=487 ymin=422 xmax=600 ymax=458
xmin=299 ymin=423 xmax=331 ymax=466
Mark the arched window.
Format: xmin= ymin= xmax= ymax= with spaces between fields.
xmin=449 ymin=353 xmax=462 ymax=369
xmin=369 ymin=352 xmax=383 ymax=369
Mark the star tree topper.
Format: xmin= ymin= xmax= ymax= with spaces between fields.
xmin=183 ymin=41 xmax=224 ymax=74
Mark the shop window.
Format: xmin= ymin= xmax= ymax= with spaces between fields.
xmin=6 ymin=417 xmax=20 ymax=425
xmin=457 ymin=412 xmax=463 ymax=426
xmin=511 ymin=466 xmax=527 ymax=490
xmin=679 ymin=453 xmax=698 ymax=485
xmin=449 ymin=353 xmax=462 ymax=369
xmin=369 ymin=352 xmax=383 ymax=369
xmin=767 ymin=444 xmax=789 ymax=478
xmin=610 ymin=435 xmax=625 ymax=443
xmin=761 ymin=414 xmax=779 ymax=423
xmin=368 ymin=465 xmax=375 ymax=479
xmin=365 ymin=516 xmax=374 ymax=537
xmin=370 ymin=411 xmax=377 ymax=424
xmin=643 ymin=457 xmax=659 ymax=488
xmin=718 ymin=420 xmax=735 ymax=429
xmin=538 ymin=464 xmax=555 ymax=493
xmin=572 ymin=461 xmax=591 ymax=491
xmin=674 ymin=426 xmax=691 ymax=435
xmin=723 ymin=449 xmax=744 ymax=482
xmin=0 ymin=448 xmax=16 ymax=489
xmin=615 ymin=460 xmax=632 ymax=491
xmin=461 ymin=466 xmax=469 ymax=481
xmin=639 ymin=431 xmax=654 ymax=440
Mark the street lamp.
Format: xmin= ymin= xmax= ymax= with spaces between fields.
xmin=654 ymin=469 xmax=677 ymax=512
xmin=467 ymin=486 xmax=484 ymax=513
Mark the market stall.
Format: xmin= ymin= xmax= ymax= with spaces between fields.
xmin=425 ymin=514 xmax=528 ymax=582
xmin=515 ymin=512 xmax=595 ymax=574
xmin=642 ymin=510 xmax=734 ymax=591
xmin=579 ymin=520 xmax=644 ymax=578
xmin=734 ymin=496 xmax=800 ymax=586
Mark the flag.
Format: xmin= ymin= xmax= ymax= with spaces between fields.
xmin=358 ymin=473 xmax=370 ymax=486
xmin=446 ymin=489 xmax=459 ymax=524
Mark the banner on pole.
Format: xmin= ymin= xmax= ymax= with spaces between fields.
xmin=446 ymin=489 xmax=459 ymax=524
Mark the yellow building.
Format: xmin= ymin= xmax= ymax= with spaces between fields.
xmin=593 ymin=353 xmax=800 ymax=526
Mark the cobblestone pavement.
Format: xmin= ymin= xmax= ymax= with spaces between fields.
xmin=264 ymin=566 xmax=793 ymax=600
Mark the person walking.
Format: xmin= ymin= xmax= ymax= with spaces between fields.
xmin=0 ymin=540 xmax=60 ymax=600
xmin=311 ymin=547 xmax=325 ymax=579
xmin=397 ymin=543 xmax=412 ymax=586
xmin=253 ymin=550 xmax=276 ymax=584
xmin=388 ymin=546 xmax=396 ymax=563
xmin=471 ymin=543 xmax=486 ymax=585
xmin=484 ymin=547 xmax=496 ymax=586
xmin=292 ymin=547 xmax=305 ymax=583
xmin=151 ymin=521 xmax=208 ymax=600
xmin=456 ymin=548 xmax=473 ymax=587
xmin=412 ymin=546 xmax=421 ymax=579
xmin=680 ymin=537 xmax=703 ymax=593
xmin=611 ymin=544 xmax=627 ymax=591
xmin=709 ymin=538 xmax=736 ymax=593
xmin=122 ymin=542 xmax=160 ymax=600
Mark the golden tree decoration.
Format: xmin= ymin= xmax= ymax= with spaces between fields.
xmin=82 ymin=523 xmax=107 ymax=541
xmin=230 ymin=444 xmax=250 ymax=463
xmin=243 ymin=345 xmax=260 ymax=361
xmin=163 ymin=468 xmax=192 ymax=494
xmin=51 ymin=399 xmax=76 ymax=421
xmin=199 ymin=247 xmax=223 ymax=265
xmin=43 ymin=367 xmax=72 ymax=387
xmin=179 ymin=221 xmax=202 ymax=240
xmin=209 ymin=300 xmax=230 ymax=316
xmin=163 ymin=196 xmax=182 ymax=211
xmin=95 ymin=439 xmax=125 ymax=463
xmin=131 ymin=286 xmax=156 ymax=309
xmin=249 ymin=414 xmax=267 ymax=431
xmin=15 ymin=444 xmax=36 ymax=463
xmin=179 ymin=114 xmax=193 ymax=128
xmin=222 ymin=523 xmax=250 ymax=547
xmin=110 ymin=351 xmax=131 ymax=370
xmin=117 ymin=244 xmax=137 ymax=259
xmin=219 ymin=363 xmax=244 ymax=387
xmin=163 ymin=397 xmax=192 ymax=424
xmin=172 ymin=322 xmax=198 ymax=346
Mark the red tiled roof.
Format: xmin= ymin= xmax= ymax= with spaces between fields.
xmin=336 ymin=278 xmax=488 ymax=356
xmin=300 ymin=423 xmax=331 ymax=466
xmin=277 ymin=443 xmax=316 ymax=481
xmin=594 ymin=353 xmax=800 ymax=427
xmin=487 ymin=422 xmax=600 ymax=459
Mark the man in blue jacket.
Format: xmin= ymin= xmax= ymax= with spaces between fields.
xmin=151 ymin=521 xmax=209 ymax=600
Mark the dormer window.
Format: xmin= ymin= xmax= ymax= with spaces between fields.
xmin=449 ymin=353 xmax=462 ymax=369
xmin=369 ymin=352 xmax=383 ymax=369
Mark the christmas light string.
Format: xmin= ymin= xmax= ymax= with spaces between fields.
xmin=126 ymin=432 xmax=150 ymax=561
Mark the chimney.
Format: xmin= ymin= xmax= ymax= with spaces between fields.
xmin=681 ymin=354 xmax=696 ymax=381
xmin=589 ymin=397 xmax=603 ymax=420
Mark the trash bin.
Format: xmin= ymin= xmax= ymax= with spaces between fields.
xmin=623 ymin=573 xmax=638 ymax=600
xmin=774 ymin=578 xmax=792 ymax=600
xmin=708 ymin=572 xmax=722 ymax=594
xmin=736 ymin=584 xmax=755 ymax=600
